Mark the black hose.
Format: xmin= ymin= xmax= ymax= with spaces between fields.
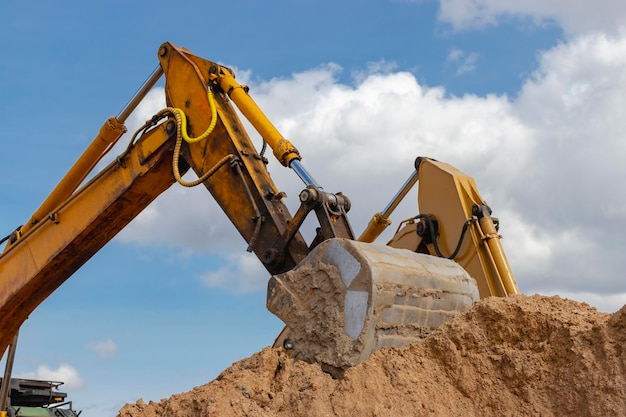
xmin=417 ymin=214 xmax=472 ymax=260
xmin=0 ymin=225 xmax=23 ymax=246
xmin=259 ymin=140 xmax=269 ymax=165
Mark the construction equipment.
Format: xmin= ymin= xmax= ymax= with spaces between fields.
xmin=0 ymin=379 xmax=79 ymax=417
xmin=0 ymin=41 xmax=520 ymax=389
xmin=0 ymin=330 xmax=79 ymax=417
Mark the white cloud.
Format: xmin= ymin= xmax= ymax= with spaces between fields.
xmin=506 ymin=32 xmax=626 ymax=300
xmin=124 ymin=87 xmax=167 ymax=134
xmin=18 ymin=364 xmax=84 ymax=390
xmin=351 ymin=60 xmax=398 ymax=84
xmin=96 ymin=86 xmax=168 ymax=171
xmin=85 ymin=338 xmax=118 ymax=360
xmin=540 ymin=290 xmax=626 ymax=314
xmin=198 ymin=252 xmax=269 ymax=294
xmin=437 ymin=0 xmax=626 ymax=35
xmin=447 ymin=48 xmax=479 ymax=75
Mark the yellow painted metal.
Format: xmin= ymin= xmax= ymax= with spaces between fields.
xmin=159 ymin=42 xmax=300 ymax=168
xmin=0 ymin=124 xmax=177 ymax=357
xmin=16 ymin=117 xmax=126 ymax=239
xmin=388 ymin=158 xmax=519 ymax=298
xmin=157 ymin=42 xmax=309 ymax=272
xmin=419 ymin=158 xmax=518 ymax=297
xmin=358 ymin=212 xmax=392 ymax=243
xmin=478 ymin=214 xmax=520 ymax=296
xmin=210 ymin=69 xmax=301 ymax=167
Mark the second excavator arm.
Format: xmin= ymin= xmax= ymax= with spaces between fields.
xmin=362 ymin=156 xmax=520 ymax=299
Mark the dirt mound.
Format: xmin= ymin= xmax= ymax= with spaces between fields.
xmin=117 ymin=295 xmax=626 ymax=417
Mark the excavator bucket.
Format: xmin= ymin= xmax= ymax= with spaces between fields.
xmin=267 ymin=238 xmax=479 ymax=374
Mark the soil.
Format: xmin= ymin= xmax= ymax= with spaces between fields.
xmin=117 ymin=294 xmax=626 ymax=417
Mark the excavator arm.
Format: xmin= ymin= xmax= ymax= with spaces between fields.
xmin=0 ymin=42 xmax=354 ymax=357
xmin=0 ymin=106 xmax=180 ymax=357
xmin=367 ymin=156 xmax=520 ymax=299
xmin=158 ymin=42 xmax=355 ymax=272
xmin=157 ymin=42 xmax=314 ymax=274
xmin=0 ymin=42 xmax=520 ymax=378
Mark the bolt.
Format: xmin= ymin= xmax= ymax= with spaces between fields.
xmin=165 ymin=121 xmax=176 ymax=135
xmin=416 ymin=221 xmax=426 ymax=236
xmin=299 ymin=189 xmax=311 ymax=203
xmin=263 ymin=248 xmax=279 ymax=265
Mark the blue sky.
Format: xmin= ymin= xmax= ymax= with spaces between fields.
xmin=2 ymin=1 xmax=626 ymax=416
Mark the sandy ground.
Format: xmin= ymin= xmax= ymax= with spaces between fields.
xmin=117 ymin=294 xmax=626 ymax=417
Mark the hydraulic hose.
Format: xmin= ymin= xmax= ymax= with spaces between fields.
xmin=127 ymin=89 xmax=227 ymax=188
xmin=175 ymin=89 xmax=217 ymax=144
xmin=418 ymin=214 xmax=473 ymax=260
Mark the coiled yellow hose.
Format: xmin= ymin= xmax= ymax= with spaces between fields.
xmin=173 ymin=89 xmax=217 ymax=144
xmin=126 ymin=88 xmax=227 ymax=188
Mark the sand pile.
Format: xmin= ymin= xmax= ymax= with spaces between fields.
xmin=117 ymin=294 xmax=626 ymax=417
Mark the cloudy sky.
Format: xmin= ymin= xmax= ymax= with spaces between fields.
xmin=2 ymin=1 xmax=626 ymax=416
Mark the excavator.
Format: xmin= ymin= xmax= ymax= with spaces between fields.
xmin=0 ymin=42 xmax=519 ymax=412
